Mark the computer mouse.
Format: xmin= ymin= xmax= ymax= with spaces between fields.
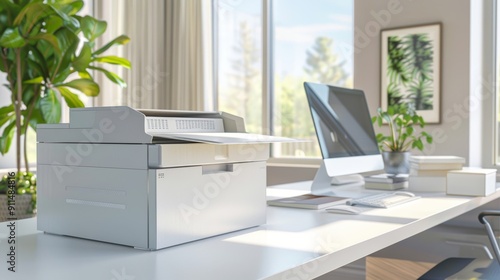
xmin=394 ymin=191 xmax=416 ymax=197
xmin=325 ymin=205 xmax=361 ymax=215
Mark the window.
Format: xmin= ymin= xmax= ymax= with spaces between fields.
xmin=214 ymin=0 xmax=353 ymax=159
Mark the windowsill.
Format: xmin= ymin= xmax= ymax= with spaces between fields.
xmin=267 ymin=157 xmax=322 ymax=168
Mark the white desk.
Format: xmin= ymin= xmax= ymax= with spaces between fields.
xmin=1 ymin=181 xmax=499 ymax=280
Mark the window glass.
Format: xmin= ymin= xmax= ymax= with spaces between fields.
xmin=272 ymin=0 xmax=353 ymax=158
xmin=216 ymin=0 xmax=263 ymax=134
xmin=214 ymin=0 xmax=353 ymax=158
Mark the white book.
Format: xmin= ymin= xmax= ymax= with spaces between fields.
xmin=409 ymin=169 xmax=451 ymax=177
xmin=364 ymin=173 xmax=409 ymax=184
xmin=410 ymin=156 xmax=466 ymax=164
xmin=267 ymin=194 xmax=348 ymax=210
xmin=364 ymin=181 xmax=408 ymax=190
xmin=410 ymin=162 xmax=464 ymax=171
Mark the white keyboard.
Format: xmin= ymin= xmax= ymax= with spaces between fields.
xmin=346 ymin=191 xmax=420 ymax=208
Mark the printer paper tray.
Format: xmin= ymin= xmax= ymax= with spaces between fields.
xmin=149 ymin=132 xmax=299 ymax=144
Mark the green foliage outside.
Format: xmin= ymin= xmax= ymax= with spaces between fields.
xmin=0 ymin=0 xmax=130 ymax=175
xmin=219 ymin=21 xmax=262 ymax=134
xmin=386 ymin=33 xmax=434 ymax=109
xmin=274 ymin=36 xmax=351 ymax=157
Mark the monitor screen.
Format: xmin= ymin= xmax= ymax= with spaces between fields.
xmin=304 ymin=82 xmax=380 ymax=159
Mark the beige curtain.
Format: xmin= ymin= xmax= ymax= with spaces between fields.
xmin=93 ymin=0 xmax=212 ymax=111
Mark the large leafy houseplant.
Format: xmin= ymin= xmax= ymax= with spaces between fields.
xmin=0 ymin=0 xmax=130 ymax=210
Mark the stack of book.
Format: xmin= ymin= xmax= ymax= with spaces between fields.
xmin=267 ymin=194 xmax=348 ymax=209
xmin=364 ymin=173 xmax=409 ymax=190
xmin=408 ymin=156 xmax=466 ymax=192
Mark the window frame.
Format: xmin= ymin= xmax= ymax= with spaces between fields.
xmin=471 ymin=0 xmax=499 ymax=174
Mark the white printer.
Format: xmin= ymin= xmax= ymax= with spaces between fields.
xmin=37 ymin=106 xmax=292 ymax=250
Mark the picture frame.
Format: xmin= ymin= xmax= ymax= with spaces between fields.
xmin=380 ymin=23 xmax=441 ymax=123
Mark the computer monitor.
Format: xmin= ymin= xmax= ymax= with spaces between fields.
xmin=304 ymin=82 xmax=384 ymax=195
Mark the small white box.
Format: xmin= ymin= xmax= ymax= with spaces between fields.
xmin=447 ymin=169 xmax=497 ymax=196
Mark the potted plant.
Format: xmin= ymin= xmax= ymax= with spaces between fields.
xmin=0 ymin=0 xmax=130 ymax=218
xmin=372 ymin=103 xmax=433 ymax=174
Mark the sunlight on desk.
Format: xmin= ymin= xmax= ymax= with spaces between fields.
xmin=224 ymin=219 xmax=410 ymax=255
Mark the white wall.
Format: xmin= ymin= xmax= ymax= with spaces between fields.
xmin=354 ymin=0 xmax=471 ymax=161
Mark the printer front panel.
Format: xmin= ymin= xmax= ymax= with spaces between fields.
xmin=37 ymin=165 xmax=149 ymax=248
xmin=150 ymin=161 xmax=267 ymax=249
xmin=38 ymin=143 xmax=149 ymax=169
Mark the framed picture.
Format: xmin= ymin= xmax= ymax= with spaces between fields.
xmin=380 ymin=23 xmax=441 ymax=123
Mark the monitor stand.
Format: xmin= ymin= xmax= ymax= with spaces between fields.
xmin=311 ymin=162 xmax=364 ymax=196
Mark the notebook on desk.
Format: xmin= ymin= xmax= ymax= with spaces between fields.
xmin=267 ymin=194 xmax=349 ymax=209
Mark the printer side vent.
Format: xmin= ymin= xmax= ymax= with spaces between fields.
xmin=145 ymin=117 xmax=225 ymax=133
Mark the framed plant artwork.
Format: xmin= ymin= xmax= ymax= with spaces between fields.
xmin=380 ymin=23 xmax=441 ymax=123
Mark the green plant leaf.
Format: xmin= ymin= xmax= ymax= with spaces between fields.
xmin=78 ymin=71 xmax=91 ymax=79
xmin=59 ymin=0 xmax=84 ymax=16
xmin=81 ymin=15 xmax=107 ymax=42
xmin=27 ymin=46 xmax=49 ymax=78
xmin=72 ymin=42 xmax=91 ymax=72
xmin=52 ymin=67 xmax=71 ymax=84
xmin=0 ymin=0 xmax=20 ymax=13
xmin=413 ymin=139 xmax=424 ymax=151
xmin=0 ymin=28 xmax=26 ymax=48
xmin=406 ymin=126 xmax=414 ymax=136
xmin=24 ymin=76 xmax=44 ymax=84
xmin=40 ymin=89 xmax=61 ymax=123
xmin=45 ymin=15 xmax=64 ymax=34
xmin=0 ymin=104 xmax=14 ymax=116
xmin=21 ymin=84 xmax=36 ymax=105
xmin=56 ymin=86 xmax=84 ymax=108
xmin=14 ymin=2 xmax=54 ymax=31
xmin=54 ymin=28 xmax=79 ymax=56
xmin=0 ymin=113 xmax=14 ymax=131
xmin=61 ymin=79 xmax=99 ymax=96
xmin=0 ymin=121 xmax=15 ymax=155
xmin=93 ymin=35 xmax=130 ymax=56
xmin=94 ymin=55 xmax=131 ymax=68
xmin=28 ymin=33 xmax=60 ymax=53
xmin=25 ymin=103 xmax=46 ymax=130
xmin=48 ymin=4 xmax=80 ymax=29
xmin=89 ymin=66 xmax=127 ymax=87
xmin=53 ymin=28 xmax=79 ymax=79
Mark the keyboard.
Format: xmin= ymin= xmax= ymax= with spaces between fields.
xmin=346 ymin=191 xmax=420 ymax=208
